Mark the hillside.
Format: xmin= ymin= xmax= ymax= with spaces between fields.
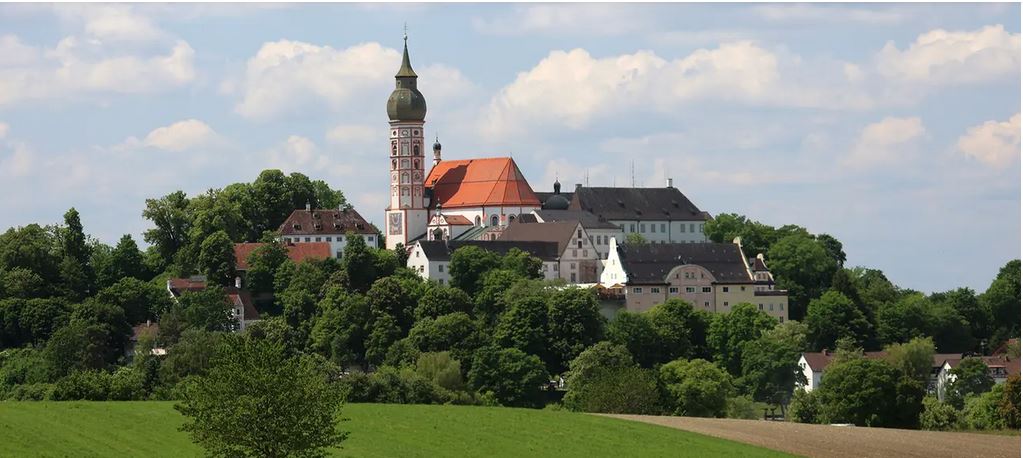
xmin=0 ymin=402 xmax=791 ymax=457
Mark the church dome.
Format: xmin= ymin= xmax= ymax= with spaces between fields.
xmin=544 ymin=194 xmax=570 ymax=210
xmin=386 ymin=38 xmax=427 ymax=122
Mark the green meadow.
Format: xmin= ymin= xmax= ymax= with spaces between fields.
xmin=0 ymin=402 xmax=792 ymax=457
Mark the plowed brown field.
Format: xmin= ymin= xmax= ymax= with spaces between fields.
xmin=600 ymin=414 xmax=1020 ymax=458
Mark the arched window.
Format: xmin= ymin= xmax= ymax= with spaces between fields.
xmin=391 ymin=142 xmax=397 ymax=155
xmin=391 ymin=159 xmax=397 ymax=170
xmin=413 ymin=159 xmax=420 ymax=169
xmin=401 ymin=187 xmax=409 ymax=196
xmin=401 ymin=159 xmax=410 ymax=169
xmin=508 ymin=215 xmax=516 ymax=224
xmin=490 ymin=215 xmax=499 ymax=226
xmin=474 ymin=216 xmax=481 ymax=227
xmin=401 ymin=172 xmax=409 ymax=184
xmin=413 ymin=144 xmax=420 ymax=155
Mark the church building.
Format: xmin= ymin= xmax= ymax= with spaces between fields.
xmin=384 ymin=37 xmax=540 ymax=249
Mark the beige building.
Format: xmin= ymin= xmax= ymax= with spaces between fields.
xmin=600 ymin=237 xmax=788 ymax=320
xmin=499 ymin=220 xmax=602 ymax=283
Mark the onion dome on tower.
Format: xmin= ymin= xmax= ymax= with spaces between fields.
xmin=386 ymin=35 xmax=427 ymax=122
xmin=543 ymin=179 xmax=570 ymax=210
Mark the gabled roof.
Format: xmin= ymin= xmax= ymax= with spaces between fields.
xmin=800 ymin=350 xmax=889 ymax=372
xmin=569 ymin=186 xmax=709 ymax=222
xmin=618 ymin=242 xmax=751 ymax=285
xmin=435 ymin=214 xmax=473 ymax=226
xmin=533 ymin=209 xmax=620 ymax=230
xmin=424 ymin=158 xmax=540 ymax=208
xmin=498 ymin=221 xmax=580 ymax=254
xmin=941 ymin=355 xmax=1021 ymax=377
xmin=225 ymin=287 xmax=260 ymax=321
xmin=167 ymin=277 xmax=207 ymax=296
xmin=234 ymin=242 xmax=332 ymax=270
xmin=279 ymin=208 xmax=378 ymax=236
xmin=415 ymin=240 xmax=561 ymax=262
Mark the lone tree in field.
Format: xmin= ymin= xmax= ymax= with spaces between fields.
xmin=176 ymin=335 xmax=347 ymax=457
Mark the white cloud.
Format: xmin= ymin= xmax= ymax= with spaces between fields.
xmin=0 ymin=34 xmax=195 ymax=106
xmin=142 ymin=119 xmax=219 ymax=152
xmin=957 ymin=113 xmax=1021 ymax=168
xmin=481 ymin=43 xmax=873 ymax=138
xmin=233 ymin=39 xmax=475 ymax=121
xmin=0 ymin=122 xmax=8 ymax=139
xmin=877 ymin=25 xmax=1020 ymax=84
xmin=266 ymin=135 xmax=352 ymax=177
xmin=472 ymin=4 xmax=653 ymax=36
xmin=77 ymin=5 xmax=165 ymax=43
xmin=752 ymin=4 xmax=905 ymax=25
xmin=0 ymin=142 xmax=33 ymax=177
xmin=845 ymin=116 xmax=926 ymax=168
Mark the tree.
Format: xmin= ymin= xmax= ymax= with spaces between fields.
xmin=467 ymin=346 xmax=549 ymax=408
xmin=1 ymin=268 xmax=49 ymax=299
xmin=659 ymin=358 xmax=732 ymax=417
xmin=59 ymin=208 xmax=94 ymax=299
xmin=95 ymin=235 xmax=147 ymax=289
xmin=43 ymin=319 xmax=111 ymax=379
xmin=980 ymin=260 xmax=1021 ymax=344
xmin=930 ymin=287 xmax=989 ymax=348
xmin=448 ymin=246 xmax=501 ymax=297
xmin=340 ymin=234 xmax=377 ymax=292
xmin=494 ymin=291 xmax=549 ymax=362
xmin=814 ymin=233 xmax=846 ymax=267
xmin=473 ymin=269 xmax=525 ymax=324
xmin=94 ymin=277 xmax=173 ymax=325
xmin=621 ymin=232 xmax=646 ymax=245
xmin=415 ymin=351 xmax=465 ymax=392
xmin=919 ymin=395 xmax=960 ymax=431
xmin=804 ymin=291 xmax=872 ymax=351
xmin=245 ymin=241 xmax=289 ymax=295
xmin=546 ymin=287 xmax=605 ymax=373
xmin=564 ymin=342 xmax=635 ymax=391
xmin=643 ymin=299 xmax=712 ymax=363
xmin=143 ymin=190 xmax=192 ymax=263
xmin=999 ymin=375 xmax=1020 ymax=429
xmin=500 ymin=248 xmax=543 ymax=279
xmin=876 ymin=293 xmax=932 ymax=347
xmin=197 ymin=231 xmax=236 ymax=287
xmin=883 ymin=337 xmax=936 ymax=386
xmin=310 ymin=291 xmax=371 ymax=369
xmin=179 ymin=288 xmax=234 ymax=332
xmin=946 ymin=357 xmax=995 ymax=408
xmin=608 ymin=311 xmax=662 ymax=367
xmin=707 ymin=303 xmax=776 ymax=376
xmin=367 ymin=277 xmax=418 ymax=333
xmin=0 ymin=224 xmax=61 ymax=286
xmin=176 ymin=336 xmax=347 ymax=457
xmin=407 ymin=312 xmax=479 ymax=364
xmin=415 ymin=286 xmax=473 ymax=320
xmin=739 ymin=320 xmax=808 ymax=405
xmin=767 ymin=234 xmax=838 ymax=320
xmin=817 ymin=358 xmax=924 ymax=428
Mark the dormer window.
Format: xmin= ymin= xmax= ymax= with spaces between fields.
xmin=293 ymin=224 xmax=301 ymax=230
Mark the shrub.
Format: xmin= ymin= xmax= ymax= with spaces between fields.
xmin=564 ymin=366 xmax=663 ymax=414
xmin=3 ymin=383 xmax=55 ymax=401
xmin=726 ymin=395 xmax=760 ymax=420
xmin=919 ymin=396 xmax=960 ymax=431
xmin=787 ymin=389 xmax=821 ymax=424
xmin=468 ymin=346 xmax=549 ymax=409
xmin=999 ymin=375 xmax=1021 ymax=429
xmin=52 ymin=370 xmax=111 ymax=401
xmin=962 ymin=385 xmax=1007 ymax=430
xmin=415 ymin=352 xmax=464 ymax=392
xmin=659 ymin=358 xmax=732 ymax=417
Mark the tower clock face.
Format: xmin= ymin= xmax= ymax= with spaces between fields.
xmin=401 ymin=129 xmax=409 ymax=137
xmin=391 ymin=130 xmax=398 ymax=138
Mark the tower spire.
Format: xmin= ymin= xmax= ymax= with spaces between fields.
xmin=396 ymin=25 xmax=417 ymax=78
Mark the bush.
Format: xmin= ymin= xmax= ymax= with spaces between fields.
xmin=415 ymin=352 xmax=464 ymax=392
xmin=3 ymin=383 xmax=55 ymax=401
xmin=962 ymin=385 xmax=1007 ymax=430
xmin=468 ymin=346 xmax=549 ymax=409
xmin=108 ymin=367 xmax=147 ymax=400
xmin=659 ymin=358 xmax=732 ymax=417
xmin=726 ymin=395 xmax=760 ymax=420
xmin=999 ymin=375 xmax=1021 ymax=429
xmin=564 ymin=366 xmax=663 ymax=414
xmin=919 ymin=396 xmax=960 ymax=431
xmin=52 ymin=370 xmax=111 ymax=401
xmin=787 ymin=389 xmax=821 ymax=424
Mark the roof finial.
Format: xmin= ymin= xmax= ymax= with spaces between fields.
xmin=404 ymin=22 xmax=408 ymax=42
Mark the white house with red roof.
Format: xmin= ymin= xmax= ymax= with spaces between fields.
xmin=278 ymin=207 xmax=379 ymax=257
xmin=166 ymin=276 xmax=261 ymax=332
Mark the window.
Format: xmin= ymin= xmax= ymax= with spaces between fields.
xmin=325 ymin=237 xmax=332 ymax=242
xmin=779 ymin=317 xmax=784 ymax=323
xmin=722 ymin=286 xmax=729 ymax=292
xmin=543 ymin=265 xmax=548 ymax=272
xmin=699 ymin=224 xmax=704 ymax=233
xmin=438 ymin=264 xmax=444 ymax=272
xmin=554 ymin=264 xmax=559 ymax=272
xmin=702 ymin=287 xmax=711 ymax=293
xmin=438 ymin=279 xmax=445 ymax=285
xmin=368 ymin=236 xmax=375 ymax=242
xmin=640 ymin=224 xmax=646 ymax=233
xmin=741 ymin=286 xmax=746 ymax=291
xmin=582 ymin=250 xmax=588 ymax=257
xmin=669 ymin=287 xmax=679 ymax=294
xmin=475 ymin=216 xmax=481 ymax=226
xmin=769 ymin=304 xmax=774 ymax=311
xmin=661 ymin=223 xmax=666 ymax=232
xmin=650 ymin=224 xmax=656 ymax=233
xmin=577 ymin=240 xmax=582 ymax=248
xmin=780 ymin=304 xmax=784 ymax=311
xmin=686 ymin=287 xmax=695 ymax=293
xmin=315 ymin=237 xmax=321 ymax=242
xmin=577 ymin=229 xmax=582 ymax=237
xmin=689 ymin=223 xmax=695 ymax=232
xmin=415 ymin=251 xmax=420 ymax=258
xmin=759 ymin=304 xmax=764 ymax=310
xmin=630 ymin=224 xmax=635 ymax=232
xmin=704 ymin=301 xmax=710 ymax=307
xmin=570 ymin=273 xmax=577 ymax=282
xmin=681 ymin=224 xmax=687 ymax=233
xmin=651 ymin=287 xmax=661 ymax=294
xmin=632 ymin=287 xmax=643 ymax=294
xmin=419 ymin=265 xmax=424 ymax=272
xmin=724 ymin=302 xmax=729 ymax=307
xmin=572 ymin=249 xmax=578 ymax=257
xmin=491 ymin=215 xmax=499 ymax=226
xmin=305 ymin=237 xmax=311 ymax=242
xmin=570 ymin=262 xmax=576 ymax=270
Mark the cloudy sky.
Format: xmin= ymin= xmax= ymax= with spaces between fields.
xmin=0 ymin=3 xmax=1019 ymax=294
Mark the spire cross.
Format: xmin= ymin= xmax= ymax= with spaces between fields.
xmin=403 ymin=23 xmax=408 ymax=42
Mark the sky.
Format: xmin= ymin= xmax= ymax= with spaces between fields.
xmin=0 ymin=3 xmax=1019 ymax=294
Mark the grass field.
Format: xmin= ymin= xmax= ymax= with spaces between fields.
xmin=0 ymin=402 xmax=792 ymax=457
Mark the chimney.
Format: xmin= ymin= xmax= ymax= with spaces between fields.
xmin=305 ymin=202 xmax=311 ymax=211
xmin=666 ymin=178 xmax=673 ymax=188
xmin=234 ymin=276 xmax=242 ymax=289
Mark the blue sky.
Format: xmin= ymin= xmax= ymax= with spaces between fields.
xmin=0 ymin=3 xmax=1019 ymax=294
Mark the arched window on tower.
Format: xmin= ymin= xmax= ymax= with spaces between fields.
xmin=391 ymin=141 xmax=397 ymax=156
xmin=413 ymin=159 xmax=420 ymax=169
xmin=401 ymin=172 xmax=409 ymax=184
xmin=391 ymin=159 xmax=397 ymax=170
xmin=413 ymin=144 xmax=420 ymax=156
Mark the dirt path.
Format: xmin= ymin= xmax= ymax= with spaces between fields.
xmin=599 ymin=414 xmax=1021 ymax=458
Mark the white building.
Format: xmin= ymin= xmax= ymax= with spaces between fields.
xmin=279 ymin=206 xmax=379 ymax=257
xmin=499 ymin=221 xmax=603 ymax=284
xmin=523 ymin=208 xmax=623 ymax=260
xmin=407 ymin=240 xmax=561 ymax=285
xmin=935 ymin=355 xmax=1021 ymax=401
xmin=567 ymin=182 xmax=711 ymax=244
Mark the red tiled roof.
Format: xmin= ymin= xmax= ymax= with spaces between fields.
xmin=167 ymin=277 xmax=207 ymax=296
xmin=425 ymin=157 xmax=540 ymax=208
xmin=234 ymin=242 xmax=332 ymax=270
xmin=131 ymin=322 xmax=159 ymax=342
xmin=279 ymin=208 xmax=378 ymax=236
xmin=225 ymin=287 xmax=260 ymax=321
xmin=438 ymin=214 xmax=473 ymax=226
xmin=942 ymin=356 xmax=1021 ymax=377
xmin=801 ymin=350 xmax=888 ymax=371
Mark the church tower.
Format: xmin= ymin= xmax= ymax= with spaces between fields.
xmin=384 ymin=34 xmax=429 ymax=249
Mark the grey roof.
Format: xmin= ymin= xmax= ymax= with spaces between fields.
xmin=618 ymin=242 xmax=751 ymax=285
xmin=416 ymin=240 xmax=561 ymax=261
xmin=569 ymin=186 xmax=708 ymax=222
xmin=535 ymin=191 xmax=575 ymax=204
xmin=387 ymin=38 xmax=427 ymax=121
xmin=279 ymin=208 xmax=378 ymax=235
xmin=533 ymin=209 xmax=620 ymax=230
xmin=498 ymin=221 xmax=579 ymax=254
